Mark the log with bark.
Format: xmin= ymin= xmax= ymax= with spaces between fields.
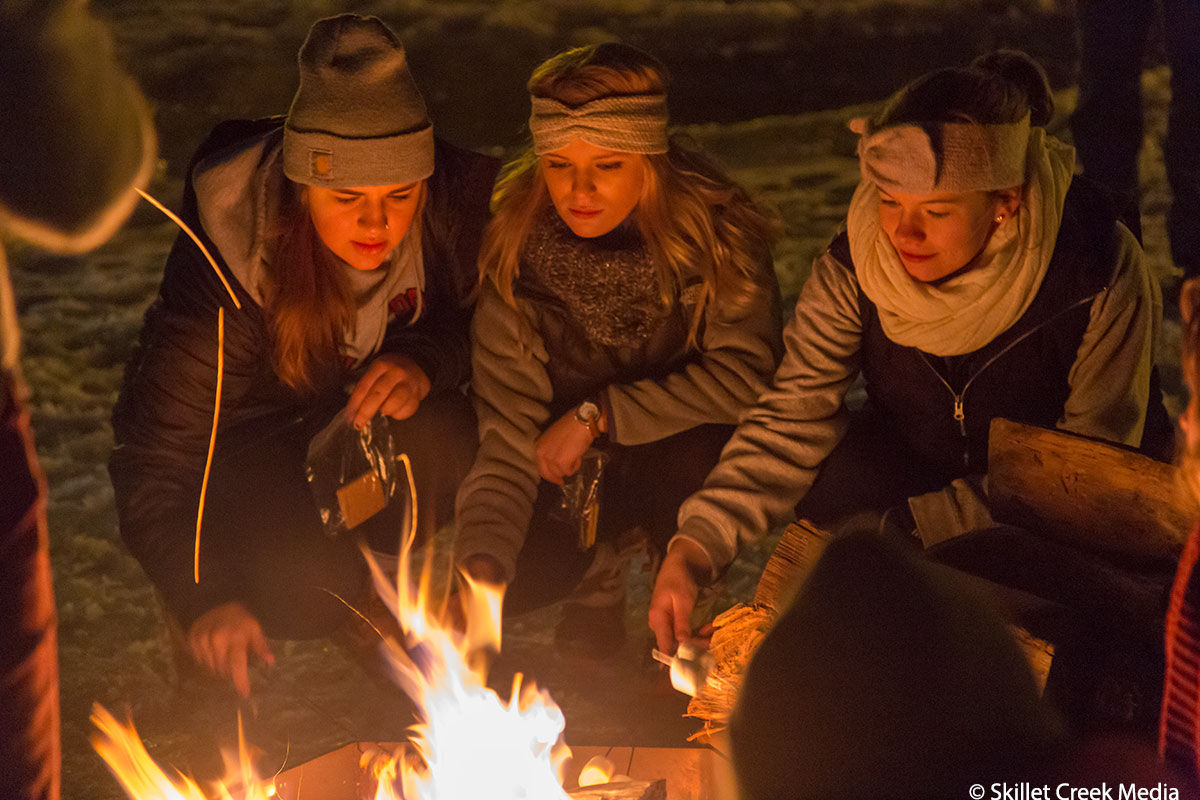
xmin=988 ymin=418 xmax=1192 ymax=563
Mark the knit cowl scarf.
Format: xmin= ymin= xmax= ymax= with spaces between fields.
xmin=847 ymin=127 xmax=1076 ymax=357
xmin=520 ymin=209 xmax=668 ymax=348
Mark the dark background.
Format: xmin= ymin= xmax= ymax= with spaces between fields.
xmin=7 ymin=1 xmax=1182 ymax=796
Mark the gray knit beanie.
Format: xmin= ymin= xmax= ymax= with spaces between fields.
xmin=282 ymin=15 xmax=434 ymax=187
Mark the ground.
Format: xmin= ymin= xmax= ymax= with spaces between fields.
xmin=5 ymin=1 xmax=1185 ymax=796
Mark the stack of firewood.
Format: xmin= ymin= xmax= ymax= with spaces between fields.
xmin=684 ymin=602 xmax=778 ymax=738
xmin=686 ymin=521 xmax=830 ymax=738
xmin=684 ymin=419 xmax=1194 ymax=739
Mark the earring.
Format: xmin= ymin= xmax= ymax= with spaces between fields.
xmin=995 ymin=214 xmax=1005 ymax=224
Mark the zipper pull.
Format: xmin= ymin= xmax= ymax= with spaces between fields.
xmin=953 ymin=395 xmax=969 ymax=466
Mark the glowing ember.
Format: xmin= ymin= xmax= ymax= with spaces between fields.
xmin=93 ymin=458 xmax=577 ymax=799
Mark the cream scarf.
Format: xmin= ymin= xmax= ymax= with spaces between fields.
xmin=847 ymin=128 xmax=1076 ymax=356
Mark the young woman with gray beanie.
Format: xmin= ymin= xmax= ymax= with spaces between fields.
xmin=650 ymin=51 xmax=1173 ymax=655
xmin=453 ymin=43 xmax=783 ymax=658
xmin=109 ymin=14 xmax=498 ymax=696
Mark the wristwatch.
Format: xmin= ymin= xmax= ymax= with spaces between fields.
xmin=574 ymin=399 xmax=602 ymax=439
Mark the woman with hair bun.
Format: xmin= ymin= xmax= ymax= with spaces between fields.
xmin=651 ymin=50 xmax=1173 ymax=653
xmin=453 ymin=43 xmax=782 ymax=655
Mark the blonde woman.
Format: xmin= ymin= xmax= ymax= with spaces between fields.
xmin=453 ymin=43 xmax=782 ymax=655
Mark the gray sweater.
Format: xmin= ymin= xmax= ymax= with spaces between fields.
xmin=455 ymin=253 xmax=783 ymax=582
xmin=674 ymin=225 xmax=1159 ymax=577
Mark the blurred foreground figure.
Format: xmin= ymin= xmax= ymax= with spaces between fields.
xmin=731 ymin=532 xmax=1184 ymax=799
xmin=730 ymin=533 xmax=1063 ymax=800
xmin=0 ymin=1 xmax=156 ymax=798
xmin=1160 ymin=281 xmax=1200 ymax=779
xmin=1071 ymin=0 xmax=1200 ymax=277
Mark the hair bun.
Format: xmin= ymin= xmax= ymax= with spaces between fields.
xmin=971 ymin=50 xmax=1054 ymax=126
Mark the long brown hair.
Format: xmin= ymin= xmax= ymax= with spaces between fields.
xmin=260 ymin=182 xmax=426 ymax=393
xmin=479 ymin=43 xmax=777 ymax=345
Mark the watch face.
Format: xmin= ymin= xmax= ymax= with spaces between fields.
xmin=577 ymin=400 xmax=600 ymax=422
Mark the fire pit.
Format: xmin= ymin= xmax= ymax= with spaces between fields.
xmin=91 ymin=492 xmax=731 ymax=799
xmin=269 ymin=741 xmax=726 ymax=800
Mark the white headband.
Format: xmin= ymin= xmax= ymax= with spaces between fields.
xmin=530 ymin=94 xmax=669 ymax=155
xmin=853 ymin=113 xmax=1032 ymax=194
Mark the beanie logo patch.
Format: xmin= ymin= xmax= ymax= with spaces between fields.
xmin=310 ymin=149 xmax=333 ymax=180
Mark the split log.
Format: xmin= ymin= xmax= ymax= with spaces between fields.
xmin=753 ymin=520 xmax=831 ymax=609
xmin=568 ymin=778 xmax=666 ymax=800
xmin=988 ymin=418 xmax=1193 ymax=564
xmin=686 ymin=602 xmax=777 ymax=732
xmin=687 ymin=521 xmax=828 ymax=734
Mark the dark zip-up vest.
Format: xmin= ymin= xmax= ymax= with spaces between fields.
xmin=829 ymin=180 xmax=1172 ymax=485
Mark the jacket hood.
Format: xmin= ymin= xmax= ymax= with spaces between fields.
xmin=191 ymin=127 xmax=286 ymax=307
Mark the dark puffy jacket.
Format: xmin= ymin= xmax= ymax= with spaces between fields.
xmin=110 ymin=118 xmax=497 ymax=624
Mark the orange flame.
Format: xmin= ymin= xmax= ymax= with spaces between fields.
xmin=359 ymin=481 xmax=574 ymax=799
xmin=90 ymin=705 xmax=276 ymax=799
xmin=93 ymin=451 xmax=585 ymax=799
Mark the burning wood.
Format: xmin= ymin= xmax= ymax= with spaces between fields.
xmin=90 ymin=705 xmax=275 ymax=799
xmin=90 ymin=463 xmax=614 ymax=799
xmin=269 ymin=743 xmax=717 ymax=800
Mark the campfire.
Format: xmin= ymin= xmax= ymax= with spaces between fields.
xmin=90 ymin=493 xmax=677 ymax=799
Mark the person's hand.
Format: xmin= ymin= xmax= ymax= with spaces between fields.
xmin=648 ymin=540 xmax=714 ymax=654
xmin=187 ymin=602 xmax=275 ymax=698
xmin=535 ymin=410 xmax=596 ymax=485
xmin=347 ymin=353 xmax=431 ymax=429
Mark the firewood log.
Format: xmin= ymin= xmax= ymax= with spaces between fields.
xmin=685 ymin=602 xmax=777 ymax=733
xmin=686 ymin=522 xmax=826 ymax=736
xmin=753 ymin=520 xmax=831 ymax=609
xmin=568 ymin=778 xmax=667 ymax=800
xmin=988 ymin=418 xmax=1192 ymax=563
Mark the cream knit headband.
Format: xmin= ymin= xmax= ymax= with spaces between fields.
xmin=852 ymin=113 xmax=1032 ymax=194
xmin=530 ymin=94 xmax=669 ymax=155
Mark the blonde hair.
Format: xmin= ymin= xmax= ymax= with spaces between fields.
xmin=479 ymin=43 xmax=776 ymax=345
xmin=261 ymin=180 xmax=425 ymax=393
